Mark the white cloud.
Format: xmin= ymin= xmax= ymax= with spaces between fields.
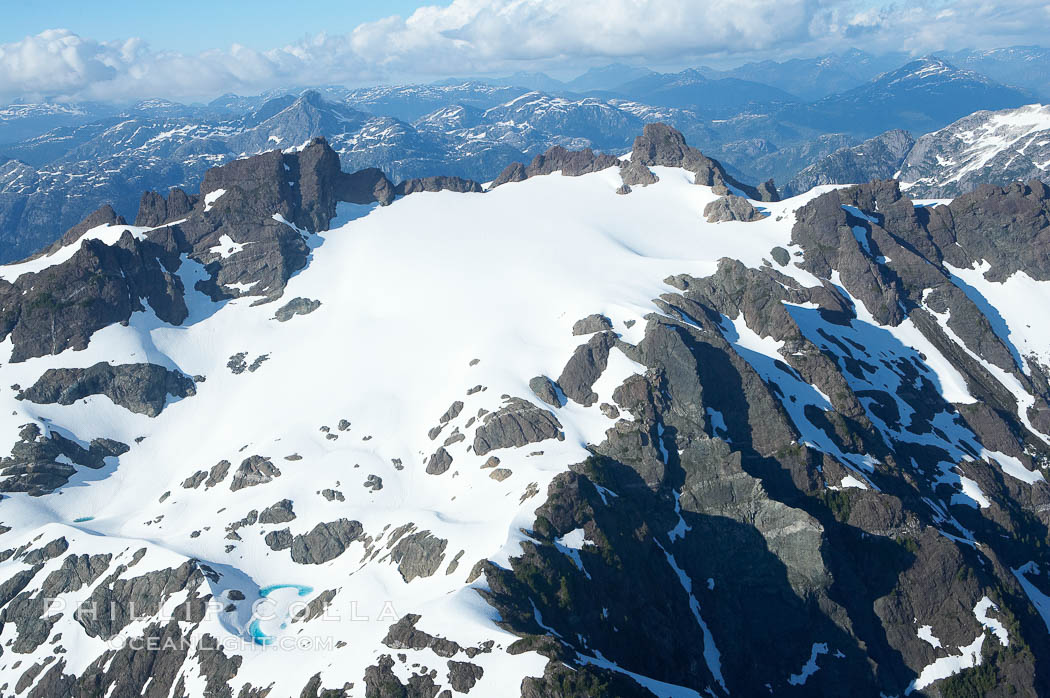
xmin=0 ymin=0 xmax=1046 ymax=103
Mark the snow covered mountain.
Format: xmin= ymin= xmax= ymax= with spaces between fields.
xmin=0 ymin=89 xmax=657 ymax=265
xmin=783 ymin=129 xmax=916 ymax=197
xmin=777 ymin=57 xmax=1034 ymax=137
xmin=898 ymin=103 xmax=1050 ymax=197
xmin=1 ymin=124 xmax=1050 ymax=696
xmin=938 ymin=47 xmax=1050 ymax=101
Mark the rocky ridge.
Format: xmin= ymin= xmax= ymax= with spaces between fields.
xmin=0 ymin=124 xmax=1049 ymax=697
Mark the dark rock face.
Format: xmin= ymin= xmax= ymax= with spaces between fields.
xmin=572 ymin=313 xmax=613 ymax=336
xmin=75 ymin=560 xmax=208 ymax=640
xmin=626 ymin=123 xmax=780 ymax=201
xmin=274 ymin=296 xmax=321 ymax=321
xmin=473 ymin=398 xmax=564 ymax=456
xmin=336 ymin=166 xmax=396 ymax=206
xmin=289 ymin=519 xmax=363 ymax=564
xmin=703 ymin=195 xmax=767 ymax=223
xmin=785 ymin=129 xmax=915 ymax=197
xmin=229 ymin=455 xmax=281 ymax=491
xmin=19 ymin=362 xmax=196 ymax=416
xmin=618 ymin=158 xmax=659 ymax=188
xmin=470 ymin=176 xmax=1050 ymax=697
xmin=381 ymin=613 xmax=492 ymax=658
xmin=557 ymin=332 xmax=617 ymax=407
xmin=0 ymin=226 xmax=188 ymax=363
xmin=259 ymin=499 xmax=296 ymax=524
xmin=426 ymin=447 xmax=454 ymax=475
xmin=529 ymin=376 xmax=562 ymax=408
xmin=447 ymin=660 xmax=484 ymax=693
xmin=491 ymin=145 xmax=621 ymax=189
xmin=389 ymin=531 xmax=448 ymax=582
xmin=134 ymin=188 xmax=198 ymax=227
xmin=396 ymin=176 xmax=485 ymax=196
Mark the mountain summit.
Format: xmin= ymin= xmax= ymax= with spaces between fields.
xmin=1 ymin=126 xmax=1050 ymax=696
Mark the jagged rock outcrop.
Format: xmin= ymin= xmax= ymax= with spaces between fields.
xmin=396 ymin=176 xmax=485 ymax=196
xmin=389 ymin=531 xmax=448 ymax=582
xmin=703 ymin=195 xmax=767 ymax=222
xmin=558 ymin=331 xmax=617 ymax=407
xmin=0 ymin=138 xmax=400 ymax=363
xmin=290 ymin=519 xmax=363 ymax=564
xmin=529 ymin=376 xmax=562 ymax=408
xmin=572 ymin=313 xmax=613 ymax=335
xmin=624 ymin=123 xmax=780 ymax=201
xmin=19 ymin=362 xmax=196 ymax=416
xmin=229 ymin=455 xmax=281 ymax=491
xmin=274 ymin=296 xmax=321 ymax=321
xmin=0 ymin=424 xmax=128 ymax=495
xmin=134 ymin=188 xmax=198 ymax=227
xmin=491 ymin=145 xmax=621 ymax=188
xmin=473 ymin=398 xmax=564 ymax=456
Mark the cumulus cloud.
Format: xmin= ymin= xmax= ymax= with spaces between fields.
xmin=0 ymin=0 xmax=1046 ymax=103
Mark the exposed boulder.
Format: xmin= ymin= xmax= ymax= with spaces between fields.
xmin=529 ymin=376 xmax=562 ymax=408
xmin=389 ymin=531 xmax=448 ymax=582
xmin=473 ymin=398 xmax=563 ymax=456
xmin=274 ymin=297 xmax=321 ymax=321
xmin=259 ymin=499 xmax=296 ymax=524
xmin=426 ymin=447 xmax=453 ymax=475
xmin=558 ymin=331 xmax=617 ymax=407
xmin=290 ymin=519 xmax=363 ymax=564
xmin=703 ymin=195 xmax=767 ymax=223
xmin=229 ymin=456 xmax=281 ymax=491
xmin=619 ymin=158 xmax=658 ymax=188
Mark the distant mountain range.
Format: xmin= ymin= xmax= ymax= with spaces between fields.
xmin=0 ymin=50 xmax=1045 ymax=263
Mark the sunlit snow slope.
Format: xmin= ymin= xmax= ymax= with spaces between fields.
xmin=2 ymin=126 xmax=1050 ymax=697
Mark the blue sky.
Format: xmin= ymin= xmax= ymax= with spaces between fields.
xmin=0 ymin=0 xmax=434 ymax=53
xmin=0 ymin=0 xmax=1045 ymax=103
